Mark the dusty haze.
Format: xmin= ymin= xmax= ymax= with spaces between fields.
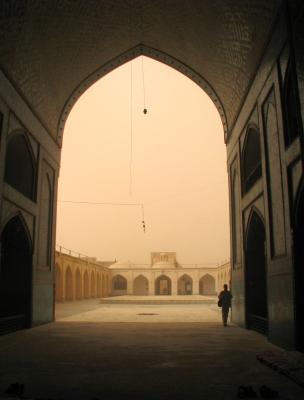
xmin=56 ymin=56 xmax=230 ymax=264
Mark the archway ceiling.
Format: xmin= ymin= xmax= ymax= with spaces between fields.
xmin=0 ymin=0 xmax=282 ymax=141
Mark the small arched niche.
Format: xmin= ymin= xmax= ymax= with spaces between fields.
xmin=4 ymin=132 xmax=36 ymax=200
xmin=241 ymin=125 xmax=262 ymax=194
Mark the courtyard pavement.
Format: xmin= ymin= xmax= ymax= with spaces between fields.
xmin=0 ymin=300 xmax=303 ymax=400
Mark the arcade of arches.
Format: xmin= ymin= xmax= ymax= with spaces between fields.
xmin=55 ymin=251 xmax=112 ymax=302
xmin=0 ymin=1 xmax=304 ymax=352
xmin=55 ymin=251 xmax=229 ymax=300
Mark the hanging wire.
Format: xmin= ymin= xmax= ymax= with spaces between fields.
xmin=129 ymin=60 xmax=133 ymax=195
xmin=58 ymin=200 xmax=146 ymax=233
xmin=141 ymin=56 xmax=147 ymax=114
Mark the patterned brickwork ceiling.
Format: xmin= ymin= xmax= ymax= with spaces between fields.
xmin=0 ymin=0 xmax=282 ymax=142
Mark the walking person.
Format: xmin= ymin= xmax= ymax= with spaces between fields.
xmin=218 ymin=284 xmax=232 ymax=326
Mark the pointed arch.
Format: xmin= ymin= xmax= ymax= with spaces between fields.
xmin=75 ymin=268 xmax=82 ymax=300
xmin=0 ymin=214 xmax=32 ymax=332
xmin=55 ymin=263 xmax=63 ymax=301
xmin=4 ymin=131 xmax=36 ymax=200
xmin=133 ymin=275 xmax=149 ymax=295
xmin=91 ymin=271 xmax=96 ymax=298
xmin=241 ymin=124 xmax=262 ymax=194
xmin=97 ymin=272 xmax=102 ymax=297
xmin=199 ymin=274 xmax=216 ymax=295
xmin=283 ymin=60 xmax=302 ymax=146
xmin=83 ymin=270 xmax=89 ymax=299
xmin=155 ymin=275 xmax=172 ymax=295
xmin=58 ymin=44 xmax=228 ymax=144
xmin=178 ymin=274 xmax=193 ymax=295
xmin=112 ymin=274 xmax=127 ymax=295
xmin=245 ymin=208 xmax=267 ymax=334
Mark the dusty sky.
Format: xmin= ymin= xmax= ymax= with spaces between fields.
xmin=56 ymin=56 xmax=230 ymax=265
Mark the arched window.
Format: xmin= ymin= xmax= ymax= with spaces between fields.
xmin=283 ymin=61 xmax=301 ymax=146
xmin=242 ymin=126 xmax=262 ymax=194
xmin=4 ymin=133 xmax=36 ymax=200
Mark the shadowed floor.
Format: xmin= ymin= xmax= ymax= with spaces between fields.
xmin=1 ymin=303 xmax=304 ymax=400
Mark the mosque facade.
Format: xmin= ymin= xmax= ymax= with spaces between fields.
xmin=55 ymin=250 xmax=230 ymax=300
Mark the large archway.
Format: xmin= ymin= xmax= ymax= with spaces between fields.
xmin=133 ymin=275 xmax=149 ymax=296
xmin=245 ymin=210 xmax=268 ymax=335
xmin=155 ymin=275 xmax=172 ymax=296
xmin=178 ymin=274 xmax=193 ymax=295
xmin=199 ymin=274 xmax=216 ymax=295
xmin=0 ymin=215 xmax=32 ymax=333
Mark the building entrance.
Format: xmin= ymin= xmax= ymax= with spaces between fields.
xmin=0 ymin=216 xmax=32 ymax=334
xmin=155 ymin=275 xmax=172 ymax=295
xmin=245 ymin=211 xmax=268 ymax=335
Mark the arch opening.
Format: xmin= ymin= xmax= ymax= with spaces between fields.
xmin=199 ymin=274 xmax=216 ymax=295
xmin=55 ymin=264 xmax=63 ymax=301
xmin=0 ymin=215 xmax=32 ymax=333
xmin=75 ymin=269 xmax=82 ymax=300
xmin=97 ymin=273 xmax=102 ymax=297
xmin=155 ymin=275 xmax=172 ymax=296
xmin=83 ymin=271 xmax=90 ymax=299
xmin=65 ymin=267 xmax=73 ymax=301
xmin=112 ymin=275 xmax=127 ymax=296
xmin=178 ymin=274 xmax=193 ymax=295
xmin=91 ymin=272 xmax=96 ymax=298
xmin=133 ymin=275 xmax=149 ymax=296
xmin=245 ymin=210 xmax=268 ymax=335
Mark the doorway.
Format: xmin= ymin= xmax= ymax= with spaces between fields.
xmin=0 ymin=215 xmax=32 ymax=333
xmin=245 ymin=210 xmax=268 ymax=335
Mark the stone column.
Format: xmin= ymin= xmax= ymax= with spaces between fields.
xmin=192 ymin=271 xmax=199 ymax=295
xmin=171 ymin=272 xmax=178 ymax=295
xmin=62 ymin=266 xmax=66 ymax=301
xmin=127 ymin=273 xmax=133 ymax=295
xmin=149 ymin=274 xmax=155 ymax=295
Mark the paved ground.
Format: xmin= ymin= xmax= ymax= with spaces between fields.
xmin=56 ymin=299 xmax=221 ymax=323
xmin=100 ymin=295 xmax=217 ymax=304
xmin=0 ymin=301 xmax=304 ymax=400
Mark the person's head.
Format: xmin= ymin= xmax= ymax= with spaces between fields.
xmin=223 ymin=284 xmax=228 ymax=290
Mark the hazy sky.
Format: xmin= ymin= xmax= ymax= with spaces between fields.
xmin=56 ymin=56 xmax=230 ymax=265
